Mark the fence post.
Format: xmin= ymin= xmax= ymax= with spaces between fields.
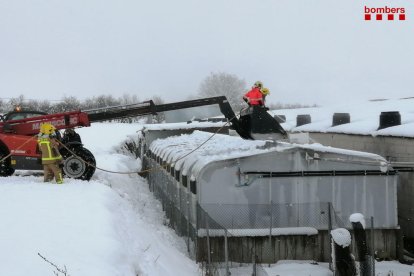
xmin=328 ymin=203 xmax=333 ymax=272
xmin=224 ymin=229 xmax=229 ymax=276
xmin=351 ymin=219 xmax=370 ymax=276
xmin=371 ymin=216 xmax=375 ymax=276
xmin=269 ymin=200 xmax=273 ymax=266
xmin=252 ymin=240 xmax=257 ymax=276
xmin=186 ymin=198 xmax=190 ymax=254
xmin=206 ymin=216 xmax=211 ymax=266
xmin=331 ymin=228 xmax=357 ymax=276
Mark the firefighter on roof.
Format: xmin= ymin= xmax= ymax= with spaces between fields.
xmin=243 ymin=81 xmax=264 ymax=107
xmin=37 ymin=123 xmax=64 ymax=184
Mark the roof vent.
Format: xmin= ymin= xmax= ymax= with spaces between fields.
xmin=296 ymin=114 xmax=311 ymax=127
xmin=378 ymin=111 xmax=401 ymax=130
xmin=332 ymin=113 xmax=350 ymax=126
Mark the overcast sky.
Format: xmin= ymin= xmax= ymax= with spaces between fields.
xmin=0 ymin=0 xmax=413 ymax=106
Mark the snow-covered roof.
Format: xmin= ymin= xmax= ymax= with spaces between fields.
xmin=271 ymin=98 xmax=414 ymax=138
xmin=149 ymin=131 xmax=389 ymax=179
xmin=150 ymin=131 xmax=267 ymax=177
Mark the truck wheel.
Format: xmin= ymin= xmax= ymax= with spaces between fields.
xmin=63 ymin=147 xmax=96 ymax=181
xmin=0 ymin=148 xmax=15 ymax=177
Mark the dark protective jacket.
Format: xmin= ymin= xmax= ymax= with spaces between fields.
xmin=62 ymin=132 xmax=82 ymax=144
xmin=37 ymin=136 xmax=62 ymax=165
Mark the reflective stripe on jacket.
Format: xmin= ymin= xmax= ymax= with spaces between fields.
xmin=37 ymin=137 xmax=62 ymax=164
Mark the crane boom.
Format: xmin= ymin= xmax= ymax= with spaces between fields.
xmin=0 ymin=96 xmax=286 ymax=139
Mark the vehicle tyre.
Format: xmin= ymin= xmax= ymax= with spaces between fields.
xmin=63 ymin=147 xmax=96 ymax=181
xmin=0 ymin=147 xmax=15 ymax=177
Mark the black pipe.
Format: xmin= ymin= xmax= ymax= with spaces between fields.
xmin=352 ymin=221 xmax=371 ymax=276
xmin=332 ymin=113 xmax=350 ymax=126
xmin=242 ymin=169 xmax=397 ymax=177
xmin=331 ymin=229 xmax=357 ymax=276
xmin=378 ymin=111 xmax=401 ymax=130
xmin=296 ymin=114 xmax=311 ymax=126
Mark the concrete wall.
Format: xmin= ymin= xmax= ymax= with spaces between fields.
xmin=306 ymin=132 xmax=414 ymax=241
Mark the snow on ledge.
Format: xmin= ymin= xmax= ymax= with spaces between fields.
xmin=198 ymin=227 xmax=318 ymax=237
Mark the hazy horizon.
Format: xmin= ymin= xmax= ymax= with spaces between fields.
xmin=0 ymin=0 xmax=413 ymax=106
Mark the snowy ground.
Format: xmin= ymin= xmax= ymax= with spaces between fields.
xmin=1 ymin=121 xmax=414 ymax=275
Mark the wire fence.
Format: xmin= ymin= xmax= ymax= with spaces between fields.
xmin=144 ymin=156 xmax=382 ymax=275
xmin=195 ymin=202 xmax=342 ymax=276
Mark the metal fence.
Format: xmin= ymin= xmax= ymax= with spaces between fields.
xmin=144 ymin=155 xmax=384 ymax=275
xmin=195 ymin=202 xmax=345 ymax=275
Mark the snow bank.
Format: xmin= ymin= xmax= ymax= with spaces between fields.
xmin=0 ymin=123 xmax=199 ymax=276
xmin=0 ymin=178 xmax=135 ymax=276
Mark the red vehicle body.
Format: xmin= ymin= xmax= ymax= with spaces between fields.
xmin=0 ymin=110 xmax=95 ymax=179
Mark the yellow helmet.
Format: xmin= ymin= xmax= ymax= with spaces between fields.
xmin=40 ymin=123 xmax=56 ymax=135
xmin=261 ymin=87 xmax=270 ymax=95
xmin=254 ymin=81 xmax=263 ymax=88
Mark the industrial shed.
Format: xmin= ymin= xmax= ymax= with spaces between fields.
xmin=136 ymin=124 xmax=399 ymax=263
xmin=272 ymin=97 xmax=414 ymax=249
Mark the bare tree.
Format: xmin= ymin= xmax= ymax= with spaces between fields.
xmin=198 ymin=72 xmax=247 ymax=111
xmin=36 ymin=100 xmax=53 ymax=113
xmin=51 ymin=96 xmax=81 ymax=113
xmin=82 ymin=95 xmax=121 ymax=110
xmin=0 ymin=99 xmax=5 ymax=114
xmin=8 ymin=95 xmax=25 ymax=110
xmin=119 ymin=93 xmax=140 ymax=105
xmin=38 ymin=253 xmax=70 ymax=276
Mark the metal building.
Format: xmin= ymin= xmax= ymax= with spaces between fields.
xmin=136 ymin=123 xmax=399 ymax=263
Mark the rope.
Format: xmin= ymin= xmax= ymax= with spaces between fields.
xmin=57 ymin=119 xmax=233 ymax=176
xmin=168 ymin=120 xmax=232 ymax=164
xmin=57 ymin=140 xmax=143 ymax=175
xmin=0 ymin=135 xmax=38 ymax=164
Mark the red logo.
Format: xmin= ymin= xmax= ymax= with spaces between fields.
xmin=364 ymin=6 xmax=406 ymax=21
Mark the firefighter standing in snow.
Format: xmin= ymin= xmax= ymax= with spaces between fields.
xmin=243 ymin=81 xmax=264 ymax=106
xmin=37 ymin=123 xmax=64 ymax=184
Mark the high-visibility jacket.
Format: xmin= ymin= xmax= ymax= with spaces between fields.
xmin=243 ymin=88 xmax=263 ymax=106
xmin=37 ymin=136 xmax=62 ymax=165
